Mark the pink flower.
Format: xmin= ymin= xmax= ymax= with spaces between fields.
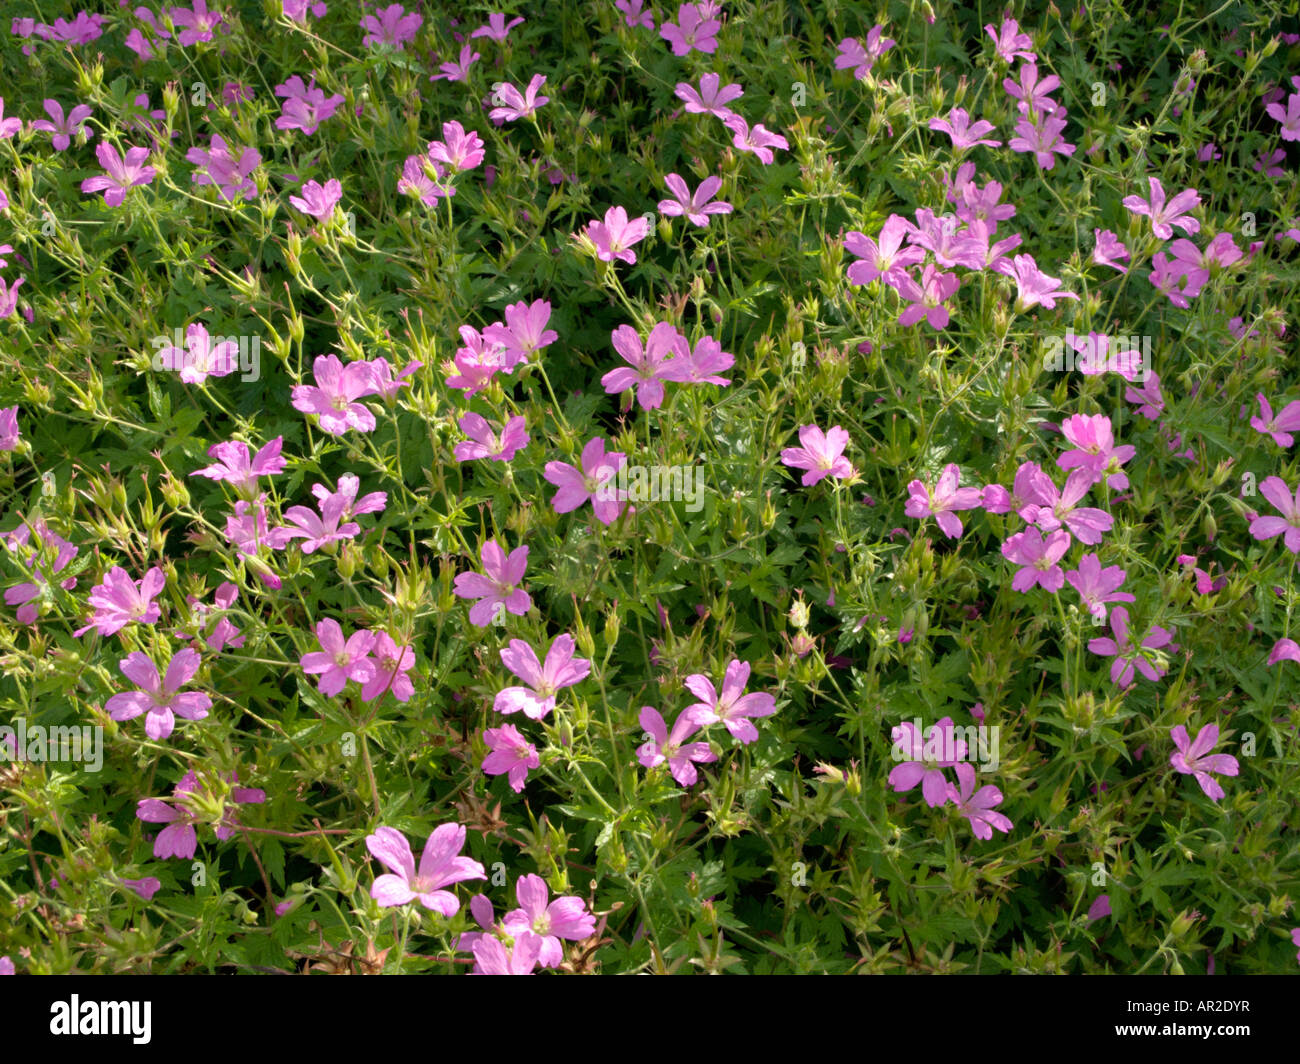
xmin=191 ymin=436 xmax=285 ymax=496
xmin=447 ymin=326 xmax=507 ymax=396
xmin=544 ymin=437 xmax=629 ymax=525
xmin=658 ymin=173 xmax=732 ymax=227
xmin=488 ymin=74 xmax=549 ymax=123
xmin=1169 ymin=724 xmax=1239 ymax=801
xmin=888 ymin=718 xmax=967 ymax=807
xmin=289 ymin=178 xmax=343 ymax=221
xmin=427 ymin=121 xmax=486 ymax=174
xmin=270 ymin=492 xmax=360 ymax=554
xmin=1087 ymin=606 xmax=1175 ymax=686
xmin=106 ymin=648 xmax=211 ymax=740
xmin=1003 ymin=62 xmax=1063 ymax=117
xmin=0 ymin=277 xmax=21 ymax=320
xmin=1002 ymin=527 xmax=1072 ymax=592
xmin=660 ymin=3 xmax=721 ymax=56
xmin=482 ymin=724 xmax=539 ymax=792
xmin=137 ymin=770 xmax=264 ymax=859
xmin=453 ymin=539 xmax=532 ymax=627
xmin=844 ymin=215 xmax=926 ymax=286
xmin=360 ymin=4 xmax=422 ymax=49
xmin=471 ymin=12 xmax=523 ymax=41
xmin=1267 ymin=637 xmax=1300 ymax=667
xmin=1058 ymin=413 xmax=1135 ymax=489
xmin=283 ymin=0 xmax=327 ymax=22
xmin=780 ymin=424 xmax=854 ymax=486
xmin=674 ymin=73 xmax=743 ymax=123
xmin=501 ymin=874 xmax=596 ymax=967
xmin=274 ymin=75 xmax=345 ymax=136
xmin=1249 ymin=476 xmax=1300 ymax=552
xmin=360 ymin=631 xmax=416 ymax=703
xmin=682 ymin=659 xmax=777 ymax=744
xmin=895 ymin=264 xmax=961 ymax=328
xmin=929 ymin=107 xmax=1001 ymax=150
xmin=904 ymin=464 xmax=982 ymax=538
xmin=1092 ymin=228 xmax=1130 ymax=272
xmin=156 ymin=322 xmax=239 ymax=383
xmin=637 ymin=705 xmax=717 ymax=786
xmin=291 ymin=355 xmax=379 ymax=434
xmin=117 ymin=876 xmax=162 ymax=901
xmin=674 ymin=334 xmax=734 ymax=384
xmin=602 ymin=321 xmax=692 ymax=410
xmin=0 ymin=957 xmax=12 ymax=975
xmin=1024 ymin=468 xmax=1114 ymax=545
xmin=80 ymin=142 xmax=157 ymax=207
xmin=3 ymin=519 xmax=79 ymax=625
xmin=472 ymin=930 xmax=544 ymax=974
xmin=482 ymin=299 xmax=557 ymax=368
xmin=1125 ymin=371 xmax=1165 ymax=420
xmin=1265 ymin=92 xmax=1300 ymax=140
xmin=299 ymin=618 xmax=376 ymax=696
xmin=397 ymin=154 xmax=449 ymax=206
xmin=30 ymin=98 xmax=93 ymax=151
xmin=833 ymin=27 xmax=895 ymax=79
xmin=997 ymin=253 xmax=1077 ymax=311
xmin=616 ymin=0 xmax=655 ymax=30
xmin=0 ymin=406 xmax=19 ymax=451
xmin=947 ymin=763 xmax=1013 ymax=839
xmin=368 ymin=357 xmax=422 ymax=400
xmin=494 ymin=634 xmax=591 ymax=719
xmin=186 ymin=134 xmax=261 ymax=202
xmin=1122 ymin=177 xmax=1200 ymax=241
xmin=1007 ymin=114 xmax=1074 ymax=169
xmin=365 ymin=824 xmax=486 ymax=914
xmin=1064 ymin=553 xmax=1135 ymax=623
xmin=724 ymin=114 xmax=789 ymax=164
xmin=432 ymin=43 xmax=481 ymax=82
xmin=74 ymin=566 xmax=165 ymax=637
xmin=1086 ymin=895 xmax=1111 ymax=921
xmin=985 ymin=17 xmax=1034 ymax=63
xmin=170 ymin=0 xmax=223 ymax=45
xmin=1250 ymin=393 xmax=1300 ymax=447
xmin=584 ymin=205 xmax=650 ymax=264
xmin=454 ymin=412 xmax=530 ymax=462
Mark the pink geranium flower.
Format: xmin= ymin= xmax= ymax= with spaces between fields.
xmin=472 ymin=930 xmax=544 ymax=974
xmin=482 ymin=724 xmax=540 ymax=792
xmin=929 ymin=107 xmax=1002 ymax=150
xmin=289 ymin=178 xmax=343 ymax=221
xmin=427 ymin=121 xmax=486 ymax=174
xmin=844 ymin=215 xmax=926 ymax=287
xmin=0 ymin=406 xmax=17 ymax=450
xmin=834 ymin=26 xmax=895 ymax=79
xmin=616 ymin=0 xmax=655 ymax=30
xmin=453 ymin=539 xmax=532 ymax=627
xmin=660 ymin=3 xmax=721 ymax=56
xmin=1065 ymin=553 xmax=1135 ymax=623
xmin=270 ymin=491 xmax=360 ymax=554
xmin=888 ymin=718 xmax=967 ymax=807
xmin=291 ymin=355 xmax=379 ymax=434
xmin=365 ymin=824 xmax=486 ymax=914
xmin=1170 ymin=724 xmax=1239 ymax=801
xmin=1249 ymin=476 xmax=1300 ymax=552
xmin=675 ymin=73 xmax=743 ymax=122
xmin=432 ymin=43 xmax=481 ymax=82
xmin=107 ymin=648 xmax=211 ymax=740
xmin=482 ymin=299 xmax=556 ymax=368
xmin=170 ymin=0 xmax=223 ymax=45
xmin=724 ymin=115 xmax=789 ymax=164
xmin=299 ymin=618 xmax=376 ymax=696
xmin=1092 ymin=228 xmax=1130 ymax=272
xmin=985 ymin=17 xmax=1034 ymax=63
xmin=488 ymin=74 xmax=549 ymax=123
xmin=658 ymin=174 xmax=732 ymax=227
xmin=1250 ymin=393 xmax=1300 ymax=447
xmin=682 ymin=659 xmax=777 ymax=744
xmin=494 ymin=634 xmax=591 ymax=719
xmin=1267 ymin=637 xmax=1300 ymax=667
xmin=186 ymin=134 xmax=261 ymax=202
xmin=454 ymin=412 xmax=530 ymax=462
xmin=191 ymin=436 xmax=285 ymax=496
xmin=81 ymin=142 xmax=157 ymax=207
xmin=637 ymin=705 xmax=717 ymax=786
xmin=1122 ymin=177 xmax=1201 ymax=240
xmin=3 ymin=519 xmax=79 ymax=625
xmin=1058 ymin=413 xmax=1135 ymax=489
xmin=602 ymin=321 xmax=692 ymax=410
xmin=74 ymin=566 xmax=165 ymax=637
xmin=544 ymin=437 xmax=629 ymax=525
xmin=996 ymin=253 xmax=1078 ymax=311
xmin=501 ymin=874 xmax=597 ymax=967
xmin=30 ymin=99 xmax=93 ymax=151
xmin=447 ymin=326 xmax=508 ymax=396
xmin=1002 ymin=527 xmax=1072 ymax=592
xmin=780 ymin=425 xmax=855 ymax=486
xmin=947 ymin=763 xmax=1013 ymax=839
xmin=137 ymin=770 xmax=264 ymax=859
xmin=1125 ymin=371 xmax=1165 ymax=420
xmin=1007 ymin=114 xmax=1075 ymax=169
xmin=360 ymin=631 xmax=416 ymax=703
xmin=895 ymin=264 xmax=961 ymax=328
xmin=360 ymin=4 xmax=422 ymax=49
xmin=471 ymin=12 xmax=524 ymax=41
xmin=274 ymin=75 xmax=345 ymax=136
xmin=904 ymin=464 xmax=982 ymax=538
xmin=1087 ymin=606 xmax=1174 ymax=686
xmin=1023 ymin=468 xmax=1114 ymax=545
xmin=583 ymin=206 xmax=651 ymax=264
xmin=156 ymin=322 xmax=239 ymax=383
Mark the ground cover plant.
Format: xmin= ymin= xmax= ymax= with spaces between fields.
xmin=1 ymin=0 xmax=1299 ymax=976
